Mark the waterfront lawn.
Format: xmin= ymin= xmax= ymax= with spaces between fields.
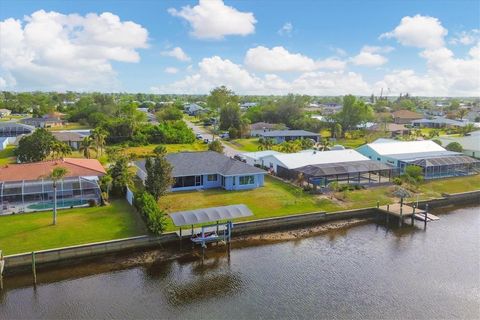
xmin=159 ymin=176 xmax=341 ymax=231
xmin=118 ymin=142 xmax=207 ymax=158
xmin=0 ymin=145 xmax=16 ymax=165
xmin=0 ymin=200 xmax=147 ymax=255
xmin=419 ymin=175 xmax=480 ymax=195
xmin=223 ymin=138 xmax=261 ymax=152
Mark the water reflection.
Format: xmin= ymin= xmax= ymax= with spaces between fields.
xmin=1 ymin=205 xmax=478 ymax=320
xmin=166 ymin=272 xmax=243 ymax=306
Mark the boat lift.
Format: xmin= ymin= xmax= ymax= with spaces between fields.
xmin=170 ymin=204 xmax=253 ymax=248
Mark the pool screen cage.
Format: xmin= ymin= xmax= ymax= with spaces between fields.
xmin=0 ymin=176 xmax=102 ymax=215
xmin=405 ymin=155 xmax=480 ymax=179
xmin=293 ymin=160 xmax=397 ymax=188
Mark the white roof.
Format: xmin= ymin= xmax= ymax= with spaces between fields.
xmin=170 ymin=204 xmax=253 ymax=226
xmin=264 ymin=149 xmax=369 ymax=169
xmin=366 ymin=140 xmax=446 ymax=156
xmin=241 ymin=150 xmax=281 ymax=160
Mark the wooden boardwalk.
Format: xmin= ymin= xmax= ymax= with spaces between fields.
xmin=379 ymin=203 xmax=425 ymax=217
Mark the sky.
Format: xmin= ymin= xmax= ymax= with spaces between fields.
xmin=0 ymin=0 xmax=479 ymax=96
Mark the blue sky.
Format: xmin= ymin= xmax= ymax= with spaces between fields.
xmin=0 ymin=0 xmax=479 ymax=96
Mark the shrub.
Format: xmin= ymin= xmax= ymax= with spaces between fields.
xmin=393 ymin=177 xmax=403 ymax=185
xmin=88 ymin=199 xmax=97 ymax=207
xmin=445 ymin=142 xmax=463 ymax=152
xmin=134 ymin=191 xmax=166 ymax=234
xmin=432 ymin=139 xmax=442 ymax=146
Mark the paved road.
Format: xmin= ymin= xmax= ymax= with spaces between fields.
xmin=185 ymin=119 xmax=239 ymax=157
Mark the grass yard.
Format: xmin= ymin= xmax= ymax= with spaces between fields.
xmin=48 ymin=122 xmax=92 ymax=131
xmin=119 ymin=142 xmax=207 ymax=158
xmin=0 ymin=145 xmax=16 ymax=165
xmin=159 ymin=176 xmax=342 ymax=231
xmin=223 ymin=138 xmax=261 ymax=152
xmin=418 ymin=175 xmax=480 ymax=195
xmin=0 ymin=200 xmax=148 ymax=255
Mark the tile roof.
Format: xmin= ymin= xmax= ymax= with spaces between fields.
xmin=0 ymin=158 xmax=106 ymax=182
xmin=136 ymin=151 xmax=266 ymax=177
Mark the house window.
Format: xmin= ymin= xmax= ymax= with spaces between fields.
xmin=239 ymin=175 xmax=255 ymax=185
xmin=207 ymin=174 xmax=217 ymax=181
xmin=377 ymin=157 xmax=381 ymax=161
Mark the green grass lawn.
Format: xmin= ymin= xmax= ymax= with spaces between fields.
xmin=0 ymin=200 xmax=148 ymax=255
xmin=159 ymin=176 xmax=342 ymax=231
xmin=417 ymin=175 xmax=480 ymax=195
xmin=223 ymin=138 xmax=261 ymax=152
xmin=118 ymin=142 xmax=208 ymax=159
xmin=0 ymin=145 xmax=16 ymax=165
xmin=48 ymin=122 xmax=92 ymax=131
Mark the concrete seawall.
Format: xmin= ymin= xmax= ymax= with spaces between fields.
xmin=3 ymin=190 xmax=479 ymax=272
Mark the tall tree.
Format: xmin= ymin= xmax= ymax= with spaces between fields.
xmin=145 ymin=153 xmax=174 ymax=201
xmin=48 ymin=167 xmax=68 ymax=225
xmin=108 ymin=155 xmax=132 ymax=196
xmin=334 ymin=95 xmax=373 ymax=136
xmin=15 ymin=129 xmax=56 ymax=162
xmin=207 ymin=86 xmax=238 ymax=136
xmin=91 ymin=128 xmax=107 ymax=158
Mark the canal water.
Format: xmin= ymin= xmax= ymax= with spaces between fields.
xmin=1 ymin=205 xmax=479 ymax=319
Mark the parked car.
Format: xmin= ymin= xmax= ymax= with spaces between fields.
xmin=233 ymin=154 xmax=246 ymax=162
xmin=203 ymin=138 xmax=210 ymax=144
xmin=196 ymin=133 xmax=203 ymax=139
xmin=219 ymin=132 xmax=229 ymax=139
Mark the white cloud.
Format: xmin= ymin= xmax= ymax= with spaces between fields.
xmin=244 ymin=46 xmax=346 ymax=72
xmin=161 ymin=47 xmax=191 ymax=61
xmin=375 ymin=45 xmax=480 ymax=96
xmin=168 ymin=0 xmax=256 ymax=40
xmin=244 ymin=46 xmax=316 ymax=72
xmin=278 ymin=22 xmax=293 ymax=36
xmin=450 ymin=29 xmax=480 ymax=45
xmin=164 ymin=67 xmax=179 ymax=74
xmin=0 ymin=77 xmax=6 ymax=89
xmin=151 ymin=56 xmax=369 ymax=95
xmin=380 ymin=15 xmax=447 ymax=49
xmin=0 ymin=10 xmax=148 ymax=91
xmin=350 ymin=46 xmax=389 ymax=67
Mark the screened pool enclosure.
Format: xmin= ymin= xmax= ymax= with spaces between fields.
xmin=0 ymin=177 xmax=102 ymax=214
xmin=400 ymin=155 xmax=480 ymax=179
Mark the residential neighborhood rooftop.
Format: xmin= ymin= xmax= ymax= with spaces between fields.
xmin=263 ymin=149 xmax=369 ymax=169
xmin=259 ymin=130 xmax=320 ymax=137
xmin=365 ymin=139 xmax=446 ymax=156
xmin=136 ymin=151 xmax=266 ymax=177
xmin=0 ymin=158 xmax=106 ymax=182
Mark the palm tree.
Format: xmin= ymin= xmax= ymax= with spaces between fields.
xmin=258 ymin=137 xmax=275 ymax=151
xmin=79 ymin=136 xmax=96 ymax=159
xmin=49 ymin=167 xmax=68 ymax=225
xmin=91 ymin=128 xmax=107 ymax=158
xmin=457 ymin=108 xmax=468 ymax=120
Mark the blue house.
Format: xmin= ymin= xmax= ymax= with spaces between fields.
xmin=356 ymin=139 xmax=480 ymax=179
xmin=136 ymin=151 xmax=266 ymax=192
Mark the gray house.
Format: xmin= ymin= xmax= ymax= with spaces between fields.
xmin=184 ymin=103 xmax=206 ymax=116
xmin=136 ymin=151 xmax=266 ymax=192
xmin=259 ymin=130 xmax=320 ymax=143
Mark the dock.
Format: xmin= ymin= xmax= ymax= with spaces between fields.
xmin=377 ymin=201 xmax=438 ymax=228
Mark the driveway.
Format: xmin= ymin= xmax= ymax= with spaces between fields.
xmin=185 ymin=119 xmax=239 ymax=157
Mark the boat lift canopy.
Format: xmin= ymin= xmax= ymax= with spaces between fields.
xmin=170 ymin=204 xmax=253 ymax=227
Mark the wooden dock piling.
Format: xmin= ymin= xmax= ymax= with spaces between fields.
xmin=32 ymin=251 xmax=37 ymax=285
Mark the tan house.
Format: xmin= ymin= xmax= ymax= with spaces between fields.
xmin=392 ymin=110 xmax=422 ymax=124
